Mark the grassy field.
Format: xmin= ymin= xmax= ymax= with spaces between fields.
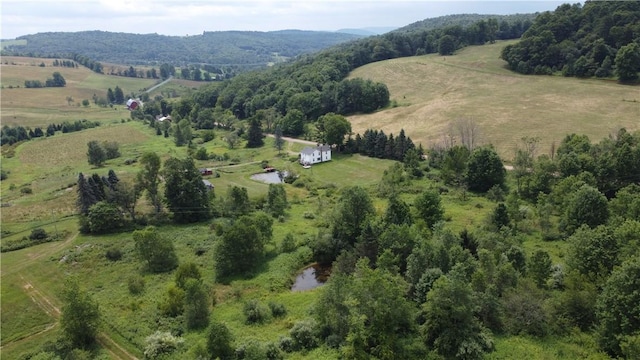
xmin=348 ymin=40 xmax=640 ymax=159
xmin=0 ymin=49 xmax=620 ymax=359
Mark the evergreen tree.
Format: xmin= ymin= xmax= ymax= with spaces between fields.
xmin=114 ymin=86 xmax=125 ymax=104
xmin=76 ymin=172 xmax=97 ymax=215
xmin=274 ymin=124 xmax=284 ymax=153
xmin=246 ymin=118 xmax=264 ymax=148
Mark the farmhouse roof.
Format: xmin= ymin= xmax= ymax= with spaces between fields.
xmin=301 ymin=146 xmax=316 ymax=155
xmin=202 ymin=179 xmax=213 ymax=187
xmin=318 ymin=144 xmax=331 ymax=151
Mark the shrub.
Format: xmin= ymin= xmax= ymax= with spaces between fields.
xmin=0 ymin=170 xmax=8 ymax=180
xmin=29 ymin=228 xmax=48 ymax=241
xmin=105 ymin=247 xmax=122 ymax=261
xmin=20 ymin=187 xmax=33 ymax=194
xmin=144 ymin=331 xmax=183 ymax=359
xmin=128 ymin=275 xmax=145 ymax=295
xmin=278 ymin=336 xmax=294 ymax=353
xmin=268 ymin=302 xmax=287 ymax=318
xmin=207 ymin=321 xmax=234 ymax=360
xmin=289 ymin=319 xmax=318 ymax=351
xmin=243 ymin=299 xmax=269 ymax=324
xmin=280 ymin=233 xmax=296 ymax=253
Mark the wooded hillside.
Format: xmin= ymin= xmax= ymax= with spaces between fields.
xmin=1 ymin=30 xmax=363 ymax=68
xmin=501 ymin=1 xmax=640 ymax=80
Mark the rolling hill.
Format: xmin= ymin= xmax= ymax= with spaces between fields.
xmin=1 ymin=30 xmax=363 ymax=68
xmin=347 ymin=40 xmax=640 ymax=159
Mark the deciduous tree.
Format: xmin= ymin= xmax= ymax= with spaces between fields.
xmin=163 ymin=157 xmax=211 ymax=223
xmin=133 ymin=226 xmax=179 ymax=273
xmin=597 ymin=257 xmax=640 ymax=357
xmin=465 ymin=146 xmax=506 ymax=192
xmin=87 ymin=140 xmax=106 ymax=167
xmin=60 ymin=279 xmax=100 ymax=349
xmin=136 ymin=152 xmax=163 ymax=214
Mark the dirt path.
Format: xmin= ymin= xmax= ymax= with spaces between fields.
xmin=265 ymin=133 xmax=317 ymax=146
xmin=143 ymin=75 xmax=173 ymax=94
xmin=14 ymin=276 xmax=140 ymax=359
xmin=2 ymin=232 xmax=140 ymax=359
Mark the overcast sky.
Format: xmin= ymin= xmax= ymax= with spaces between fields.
xmin=2 ymin=1 xmax=571 ymax=39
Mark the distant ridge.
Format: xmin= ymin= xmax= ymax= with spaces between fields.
xmin=336 ymin=27 xmax=398 ymax=36
xmin=1 ymin=30 xmax=363 ymax=68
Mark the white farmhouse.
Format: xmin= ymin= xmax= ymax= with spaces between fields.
xmin=299 ymin=145 xmax=331 ymax=165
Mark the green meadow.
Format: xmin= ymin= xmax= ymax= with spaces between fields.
xmin=0 ymin=48 xmax=619 ymax=359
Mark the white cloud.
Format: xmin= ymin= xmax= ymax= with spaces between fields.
xmin=1 ymin=1 xmax=570 ymax=39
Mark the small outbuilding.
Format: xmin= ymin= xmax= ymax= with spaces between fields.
xmin=202 ymin=179 xmax=214 ymax=190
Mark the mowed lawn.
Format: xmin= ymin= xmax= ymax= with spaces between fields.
xmin=348 ymin=40 xmax=640 ymax=159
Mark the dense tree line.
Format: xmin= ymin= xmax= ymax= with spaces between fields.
xmin=501 ymin=1 xmax=640 ymax=80
xmin=345 ymin=128 xmax=419 ymax=161
xmin=1 ymin=120 xmax=99 ymax=145
xmin=52 ymin=59 xmax=77 ymax=67
xmin=23 ymin=72 xmax=66 ymax=88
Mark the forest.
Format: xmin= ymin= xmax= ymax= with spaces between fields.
xmin=1 ymin=30 xmax=363 ymax=69
xmin=500 ymin=1 xmax=640 ymax=80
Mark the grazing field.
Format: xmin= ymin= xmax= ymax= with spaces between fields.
xmin=348 ymin=40 xmax=640 ymax=159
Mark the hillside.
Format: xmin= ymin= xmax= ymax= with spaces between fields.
xmin=347 ymin=40 xmax=640 ymax=158
xmin=1 ymin=30 xmax=363 ymax=68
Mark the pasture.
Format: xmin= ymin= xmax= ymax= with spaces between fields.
xmin=348 ymin=40 xmax=640 ymax=159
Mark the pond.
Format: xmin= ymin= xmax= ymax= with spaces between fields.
xmin=250 ymin=170 xmax=288 ymax=184
xmin=291 ymin=263 xmax=331 ymax=292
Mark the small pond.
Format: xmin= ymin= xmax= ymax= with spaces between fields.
xmin=250 ymin=171 xmax=288 ymax=184
xmin=291 ymin=263 xmax=331 ymax=292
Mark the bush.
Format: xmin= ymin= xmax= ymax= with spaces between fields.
xmin=278 ymin=336 xmax=294 ymax=353
xmin=128 ymin=275 xmax=145 ymax=295
xmin=144 ymin=331 xmax=183 ymax=359
xmin=268 ymin=302 xmax=287 ymax=318
xmin=289 ymin=319 xmax=318 ymax=351
xmin=29 ymin=228 xmax=48 ymax=241
xmin=105 ymin=247 xmax=122 ymax=261
xmin=243 ymin=299 xmax=270 ymax=324
xmin=0 ymin=170 xmax=8 ymax=181
xmin=20 ymin=187 xmax=33 ymax=194
xmin=280 ymin=233 xmax=296 ymax=253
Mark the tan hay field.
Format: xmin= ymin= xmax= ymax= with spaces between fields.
xmin=1 ymin=58 xmax=156 ymax=128
xmin=348 ymin=40 xmax=640 ymax=159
